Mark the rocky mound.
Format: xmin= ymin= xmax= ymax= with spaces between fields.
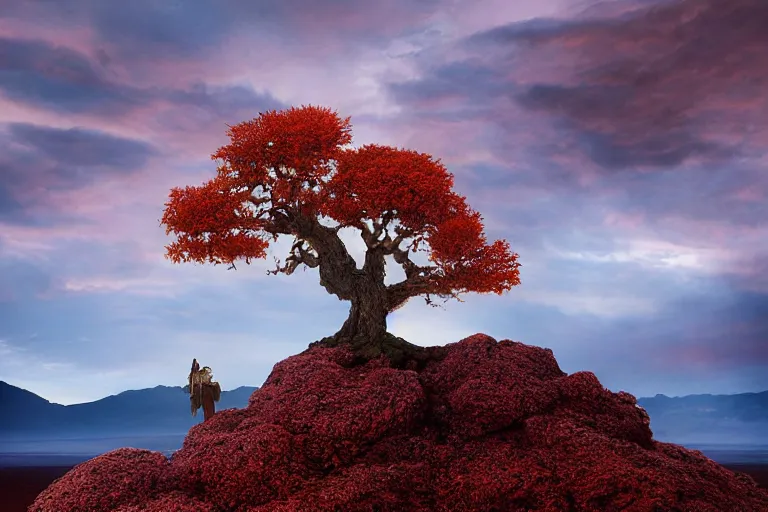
xmin=30 ymin=334 xmax=768 ymax=511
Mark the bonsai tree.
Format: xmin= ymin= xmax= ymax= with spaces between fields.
xmin=161 ymin=105 xmax=521 ymax=359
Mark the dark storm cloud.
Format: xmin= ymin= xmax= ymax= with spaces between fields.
xmin=0 ymin=1 xmax=237 ymax=62
xmin=0 ymin=37 xmax=147 ymax=115
xmin=481 ymin=0 xmax=768 ymax=169
xmin=389 ymin=0 xmax=768 ymax=172
xmin=87 ymin=1 xmax=233 ymax=60
xmin=389 ymin=61 xmax=512 ymax=112
xmin=8 ymin=124 xmax=156 ymax=170
xmin=1 ymin=0 xmax=442 ymax=64
xmin=517 ymin=84 xmax=736 ymax=170
xmin=0 ymin=36 xmax=285 ymax=119
xmin=0 ymin=124 xmax=155 ymax=225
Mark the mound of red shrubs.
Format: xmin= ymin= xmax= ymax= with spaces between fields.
xmin=30 ymin=334 xmax=768 ymax=511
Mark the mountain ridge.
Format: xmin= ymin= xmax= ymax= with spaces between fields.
xmin=2 ymin=380 xmax=766 ymax=446
xmin=0 ymin=381 xmax=259 ymax=438
xmin=0 ymin=381 xmax=256 ymax=406
xmin=8 ymin=379 xmax=766 ymax=407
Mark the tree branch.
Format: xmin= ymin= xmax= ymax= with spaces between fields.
xmin=257 ymin=207 xmax=294 ymax=237
xmin=247 ymin=195 xmax=270 ymax=208
xmin=266 ymin=237 xmax=319 ymax=276
xmin=294 ymin=215 xmax=360 ymax=300
xmin=360 ymin=210 xmax=406 ymax=251
xmin=386 ymin=274 xmax=461 ymax=312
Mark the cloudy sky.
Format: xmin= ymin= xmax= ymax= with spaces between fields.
xmin=0 ymin=0 xmax=766 ymax=405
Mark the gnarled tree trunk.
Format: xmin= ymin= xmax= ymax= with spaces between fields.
xmin=330 ymin=247 xmax=388 ymax=356
xmin=333 ymin=286 xmax=388 ymax=354
xmin=297 ymin=216 xmax=431 ymax=364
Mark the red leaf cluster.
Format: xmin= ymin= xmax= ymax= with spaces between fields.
xmin=162 ymin=175 xmax=270 ymax=265
xmin=211 ymin=105 xmax=352 ymax=214
xmin=161 ymin=105 xmax=520 ymax=300
xmin=162 ymin=105 xmax=352 ymax=266
xmin=321 ymin=144 xmax=458 ymax=231
xmin=427 ymin=208 xmax=521 ymax=294
xmin=31 ymin=335 xmax=768 ymax=511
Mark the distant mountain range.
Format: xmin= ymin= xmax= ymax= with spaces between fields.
xmin=636 ymin=391 xmax=768 ymax=445
xmin=1 ymin=381 xmax=766 ymax=447
xmin=0 ymin=381 xmax=258 ymax=439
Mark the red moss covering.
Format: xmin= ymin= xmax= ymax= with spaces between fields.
xmin=114 ymin=491 xmax=216 ymax=512
xmin=30 ymin=334 xmax=768 ymax=511
xmin=29 ymin=448 xmax=168 ymax=512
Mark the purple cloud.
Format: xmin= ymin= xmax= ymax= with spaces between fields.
xmin=8 ymin=123 xmax=155 ymax=169
xmin=474 ymin=0 xmax=768 ymax=169
xmin=0 ymin=124 xmax=155 ymax=226
xmin=0 ymin=37 xmax=146 ymax=115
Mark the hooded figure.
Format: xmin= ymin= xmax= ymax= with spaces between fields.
xmin=187 ymin=359 xmax=221 ymax=420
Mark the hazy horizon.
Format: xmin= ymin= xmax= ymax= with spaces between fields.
xmin=3 ymin=380 xmax=767 ymax=408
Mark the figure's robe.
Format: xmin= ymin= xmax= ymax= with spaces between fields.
xmin=189 ymin=365 xmax=221 ymax=421
xmin=200 ymin=382 xmax=220 ymax=420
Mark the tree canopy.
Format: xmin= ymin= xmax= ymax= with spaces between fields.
xmin=161 ymin=105 xmax=520 ymax=353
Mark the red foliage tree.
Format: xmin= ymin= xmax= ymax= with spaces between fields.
xmin=161 ymin=105 xmax=520 ymax=356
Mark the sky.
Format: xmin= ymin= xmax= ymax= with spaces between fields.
xmin=0 ymin=0 xmax=766 ymax=405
